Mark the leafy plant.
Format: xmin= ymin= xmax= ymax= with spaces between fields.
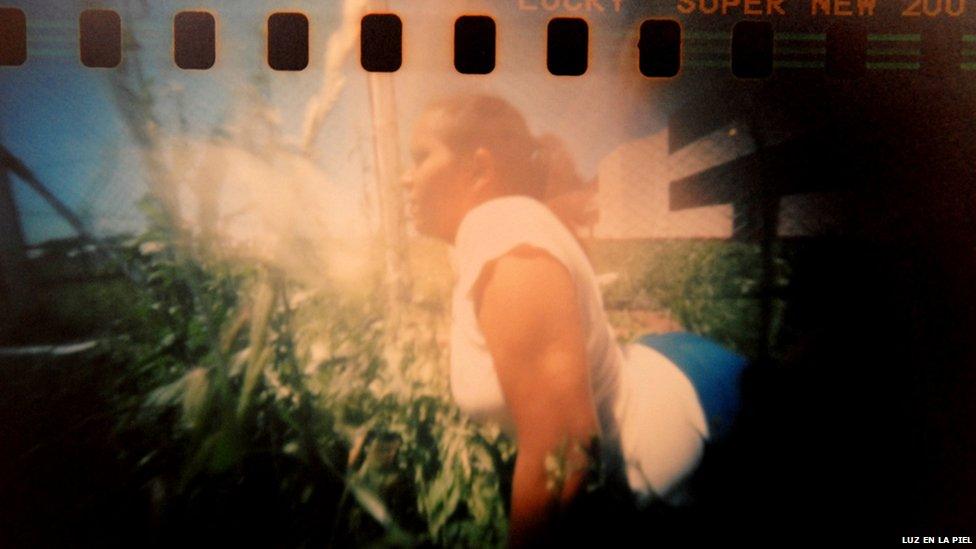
xmin=104 ymin=199 xmax=515 ymax=547
xmin=588 ymin=239 xmax=789 ymax=357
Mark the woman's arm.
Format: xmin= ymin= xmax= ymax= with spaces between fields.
xmin=473 ymin=246 xmax=600 ymax=547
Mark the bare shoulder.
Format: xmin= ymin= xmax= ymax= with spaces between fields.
xmin=472 ymin=248 xmax=594 ymax=446
xmin=473 ymin=244 xmax=583 ymax=360
xmin=473 ymin=244 xmax=576 ymax=317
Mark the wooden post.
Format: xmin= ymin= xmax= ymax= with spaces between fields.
xmin=366 ymin=0 xmax=410 ymax=334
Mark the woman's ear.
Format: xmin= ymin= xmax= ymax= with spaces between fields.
xmin=469 ymin=147 xmax=497 ymax=197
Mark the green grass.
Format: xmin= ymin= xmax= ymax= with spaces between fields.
xmin=868 ymin=34 xmax=921 ymax=42
xmin=866 ymin=61 xmax=920 ymax=70
xmin=775 ymin=33 xmax=825 ymax=42
xmin=585 ymin=239 xmax=782 ymax=357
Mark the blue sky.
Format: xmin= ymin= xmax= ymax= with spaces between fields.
xmin=1 ymin=0 xmax=141 ymax=242
xmin=1 ymin=0 xmax=349 ymax=243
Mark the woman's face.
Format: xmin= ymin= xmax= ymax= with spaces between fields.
xmin=403 ymin=112 xmax=476 ymax=242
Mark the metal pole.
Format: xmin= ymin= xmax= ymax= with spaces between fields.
xmin=1 ymin=145 xmax=94 ymax=241
xmin=0 ymin=157 xmax=32 ymax=335
xmin=746 ymin=115 xmax=778 ymax=363
xmin=0 ymin=145 xmax=138 ymax=283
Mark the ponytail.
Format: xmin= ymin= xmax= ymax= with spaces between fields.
xmin=533 ymin=134 xmax=599 ymax=235
xmin=426 ymin=94 xmax=599 ymax=235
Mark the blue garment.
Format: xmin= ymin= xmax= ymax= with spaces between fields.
xmin=638 ymin=332 xmax=747 ymax=442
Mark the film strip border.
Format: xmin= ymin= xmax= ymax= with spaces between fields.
xmin=1 ymin=7 xmax=974 ymax=78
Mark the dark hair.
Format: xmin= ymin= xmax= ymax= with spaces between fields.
xmin=425 ymin=94 xmax=597 ymax=231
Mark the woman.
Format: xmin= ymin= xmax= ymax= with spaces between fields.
xmin=402 ymin=94 xmax=746 ymax=546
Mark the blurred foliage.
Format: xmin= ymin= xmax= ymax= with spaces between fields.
xmin=14 ymin=204 xmax=795 ymax=545
xmin=101 ymin=199 xmax=514 ymax=547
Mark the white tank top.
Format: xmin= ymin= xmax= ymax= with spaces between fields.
xmin=449 ymin=196 xmax=710 ymax=503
